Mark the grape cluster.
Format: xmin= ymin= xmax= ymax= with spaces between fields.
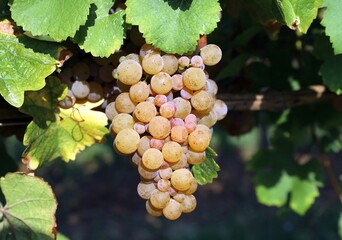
xmin=104 ymin=43 xmax=228 ymax=220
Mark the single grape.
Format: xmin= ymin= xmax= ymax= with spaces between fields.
xmin=162 ymin=54 xmax=178 ymax=75
xmin=129 ymin=81 xmax=150 ymax=103
xmin=105 ymin=101 xmax=119 ymax=121
xmin=146 ymin=200 xmax=163 ymax=217
xmin=170 ymin=168 xmax=194 ymax=191
xmin=171 ymin=74 xmax=184 ymax=91
xmin=183 ymin=67 xmax=206 ymax=91
xmin=131 ymin=152 xmax=142 ymax=167
xmin=190 ymin=55 xmax=204 ymax=68
xmin=170 ymin=126 xmax=188 ymax=143
xmin=178 ymin=56 xmax=190 ymax=67
xmin=157 ymin=179 xmax=171 ymax=192
xmin=180 ymin=87 xmax=193 ymax=100
xmin=163 ymin=199 xmax=182 ymax=220
xmin=162 ymin=141 xmax=183 ymax=163
xmin=173 ymin=193 xmax=186 ymax=203
xmin=203 ymin=79 xmax=218 ymax=95
xmin=125 ymin=53 xmax=141 ymax=63
xmin=150 ymin=189 xmax=170 ymax=209
xmin=200 ymin=44 xmax=222 ymax=66
xmin=87 ymin=81 xmax=104 ymax=102
xmin=213 ymin=99 xmax=228 ymax=120
xmin=142 ymin=148 xmax=164 ymax=170
xmin=150 ymin=138 xmax=165 ymax=150
xmin=191 ymin=90 xmax=213 ymax=112
xmin=185 ymin=114 xmax=197 ymax=124
xmin=137 ymin=182 xmax=156 ymax=200
xmin=115 ymin=92 xmax=136 ymax=113
xmin=198 ymin=110 xmax=218 ymax=128
xmin=150 ymin=72 xmax=172 ymax=94
xmin=114 ymin=128 xmax=140 ymax=154
xmin=181 ymin=195 xmax=197 ymax=213
xmin=173 ymin=97 xmax=192 ymax=119
xmin=138 ymin=161 xmax=157 ymax=180
xmin=154 ymin=94 xmax=168 ymax=107
xmin=159 ymin=102 xmax=176 ymax=119
xmin=142 ymin=52 xmax=164 ymax=75
xmin=117 ymin=59 xmax=142 ymax=85
xmin=170 ymin=118 xmax=185 ymax=128
xmin=148 ymin=116 xmax=171 ymax=139
xmin=71 ymin=80 xmax=90 ymax=99
xmin=111 ymin=113 xmax=135 ymax=134
xmin=137 ymin=135 xmax=151 ymax=156
xmin=140 ymin=43 xmax=160 ymax=58
xmin=134 ymin=102 xmax=157 ymax=123
xmin=186 ymin=148 xmax=206 ymax=165
xmin=188 ymin=125 xmax=211 ymax=152
xmin=159 ymin=167 xmax=173 ymax=180
xmin=134 ymin=122 xmax=146 ymax=135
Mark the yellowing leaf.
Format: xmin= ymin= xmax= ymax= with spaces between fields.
xmin=22 ymin=104 xmax=109 ymax=170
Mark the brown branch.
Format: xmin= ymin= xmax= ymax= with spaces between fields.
xmin=217 ymin=85 xmax=336 ymax=111
xmin=312 ymin=127 xmax=342 ymax=204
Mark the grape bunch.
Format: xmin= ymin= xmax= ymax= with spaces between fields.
xmin=104 ymin=43 xmax=228 ymax=220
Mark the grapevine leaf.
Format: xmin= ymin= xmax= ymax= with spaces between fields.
xmin=320 ymin=54 xmax=342 ymax=94
xmin=0 ymin=172 xmax=57 ymax=240
xmin=10 ymin=0 xmax=92 ymax=41
xmin=22 ymin=102 xmax=109 ymax=170
xmin=192 ymin=147 xmax=220 ymax=185
xmin=57 ymin=232 xmax=69 ymax=240
xmin=321 ymin=0 xmax=342 ymax=54
xmin=19 ymin=77 xmax=68 ymax=128
xmin=79 ymin=11 xmax=125 ymax=57
xmin=125 ymin=0 xmax=221 ymax=54
xmin=247 ymin=143 xmax=323 ymax=215
xmin=274 ymin=0 xmax=322 ymax=33
xmin=0 ymin=33 xmax=57 ymax=107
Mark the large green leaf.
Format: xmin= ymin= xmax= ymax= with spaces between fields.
xmin=0 ymin=172 xmax=57 ymax=240
xmin=22 ymin=102 xmax=109 ymax=170
xmin=125 ymin=0 xmax=221 ymax=54
xmin=0 ymin=33 xmax=57 ymax=107
xmin=247 ymin=141 xmax=323 ymax=215
xmin=192 ymin=147 xmax=220 ymax=185
xmin=20 ymin=77 xmax=68 ymax=128
xmin=321 ymin=0 xmax=342 ymax=54
xmin=320 ymin=54 xmax=342 ymax=94
xmin=275 ymin=0 xmax=322 ymax=33
xmin=10 ymin=0 xmax=92 ymax=41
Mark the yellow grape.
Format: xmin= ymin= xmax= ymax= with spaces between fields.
xmin=146 ymin=200 xmax=163 ymax=217
xmin=114 ymin=128 xmax=140 ymax=154
xmin=134 ymin=101 xmax=157 ymax=123
xmin=200 ymin=44 xmax=222 ymax=66
xmin=137 ymin=135 xmax=151 ymax=157
xmin=171 ymin=169 xmax=194 ymax=191
xmin=190 ymin=90 xmax=213 ymax=112
xmin=181 ymin=195 xmax=197 ymax=213
xmin=170 ymin=153 xmax=188 ymax=170
xmin=117 ymin=59 xmax=142 ymax=85
xmin=161 ymin=54 xmax=178 ymax=75
xmin=129 ymin=81 xmax=150 ymax=102
xmin=170 ymin=125 xmax=188 ymax=143
xmin=137 ymin=182 xmax=156 ymax=200
xmin=188 ymin=125 xmax=211 ymax=152
xmin=186 ymin=148 xmax=206 ymax=165
xmin=150 ymin=189 xmax=171 ymax=209
xmin=111 ymin=113 xmax=135 ymax=134
xmin=115 ymin=92 xmax=136 ymax=113
xmin=173 ymin=97 xmax=192 ymax=119
xmin=148 ymin=116 xmax=171 ymax=139
xmin=142 ymin=148 xmax=164 ymax=170
xmin=142 ymin=52 xmax=164 ymax=75
xmin=150 ymin=72 xmax=172 ymax=94
xmin=163 ymin=199 xmax=182 ymax=220
xmin=162 ymin=141 xmax=183 ymax=163
xmin=183 ymin=67 xmax=206 ymax=91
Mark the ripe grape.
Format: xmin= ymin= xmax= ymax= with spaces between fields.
xmin=134 ymin=101 xmax=157 ymax=123
xmin=87 ymin=81 xmax=104 ymax=102
xmin=200 ymin=44 xmax=222 ymax=66
xmin=71 ymin=80 xmax=90 ymax=99
xmin=114 ymin=128 xmax=140 ymax=154
xmin=105 ymin=102 xmax=119 ymax=121
xmin=150 ymin=189 xmax=170 ymax=209
xmin=129 ymin=81 xmax=150 ymax=102
xmin=157 ymin=179 xmax=171 ymax=192
xmin=170 ymin=126 xmax=188 ymax=143
xmin=190 ymin=90 xmax=213 ymax=112
xmin=150 ymin=72 xmax=172 ymax=94
xmin=148 ymin=116 xmax=171 ymax=139
xmin=137 ymin=182 xmax=156 ymax=200
xmin=183 ymin=67 xmax=206 ymax=91
xmin=188 ymin=125 xmax=211 ymax=152
xmin=178 ymin=56 xmax=190 ymax=67
xmin=146 ymin=200 xmax=163 ymax=217
xmin=117 ymin=59 xmax=142 ymax=85
xmin=142 ymin=148 xmax=164 ymax=170
xmin=142 ymin=53 xmax=164 ymax=75
xmin=162 ymin=54 xmax=178 ymax=75
xmin=171 ymin=74 xmax=184 ymax=91
xmin=173 ymin=97 xmax=192 ymax=119
xmin=159 ymin=102 xmax=176 ymax=119
xmin=115 ymin=92 xmax=136 ymax=113
xmin=162 ymin=141 xmax=183 ymax=163
xmin=170 ymin=169 xmax=194 ymax=191
xmin=159 ymin=167 xmax=173 ymax=180
xmin=181 ymin=195 xmax=197 ymax=213
xmin=163 ymin=199 xmax=182 ymax=220
xmin=111 ymin=113 xmax=135 ymax=134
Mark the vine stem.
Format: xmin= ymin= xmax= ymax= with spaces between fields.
xmin=217 ymin=85 xmax=336 ymax=111
xmin=312 ymin=126 xmax=342 ymax=204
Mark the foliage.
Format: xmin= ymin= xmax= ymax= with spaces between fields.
xmin=1 ymin=0 xmax=342 ymax=238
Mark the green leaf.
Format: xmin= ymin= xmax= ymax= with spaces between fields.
xmin=275 ymin=0 xmax=322 ymax=33
xmin=192 ymin=147 xmax=220 ymax=185
xmin=10 ymin=0 xmax=92 ymax=41
xmin=57 ymin=232 xmax=69 ymax=240
xmin=0 ymin=33 xmax=57 ymax=107
xmin=22 ymin=102 xmax=109 ymax=170
xmin=321 ymin=0 xmax=342 ymax=54
xmin=125 ymin=0 xmax=221 ymax=54
xmin=320 ymin=54 xmax=342 ymax=94
xmin=0 ymin=172 xmax=57 ymax=240
xmin=19 ymin=77 xmax=68 ymax=128
xmin=248 ymin=143 xmax=323 ymax=215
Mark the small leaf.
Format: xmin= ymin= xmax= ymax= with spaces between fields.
xmin=10 ymin=0 xmax=92 ymax=41
xmin=22 ymin=102 xmax=109 ymax=170
xmin=0 ymin=33 xmax=57 ymax=107
xmin=0 ymin=172 xmax=57 ymax=240
xmin=19 ymin=77 xmax=68 ymax=128
xmin=275 ymin=0 xmax=322 ymax=33
xmin=320 ymin=54 xmax=342 ymax=94
xmin=321 ymin=0 xmax=342 ymax=54
xmin=192 ymin=147 xmax=220 ymax=185
xmin=125 ymin=0 xmax=221 ymax=54
xmin=248 ymin=142 xmax=323 ymax=215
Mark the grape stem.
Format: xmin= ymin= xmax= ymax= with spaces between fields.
xmin=217 ymin=85 xmax=335 ymax=111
